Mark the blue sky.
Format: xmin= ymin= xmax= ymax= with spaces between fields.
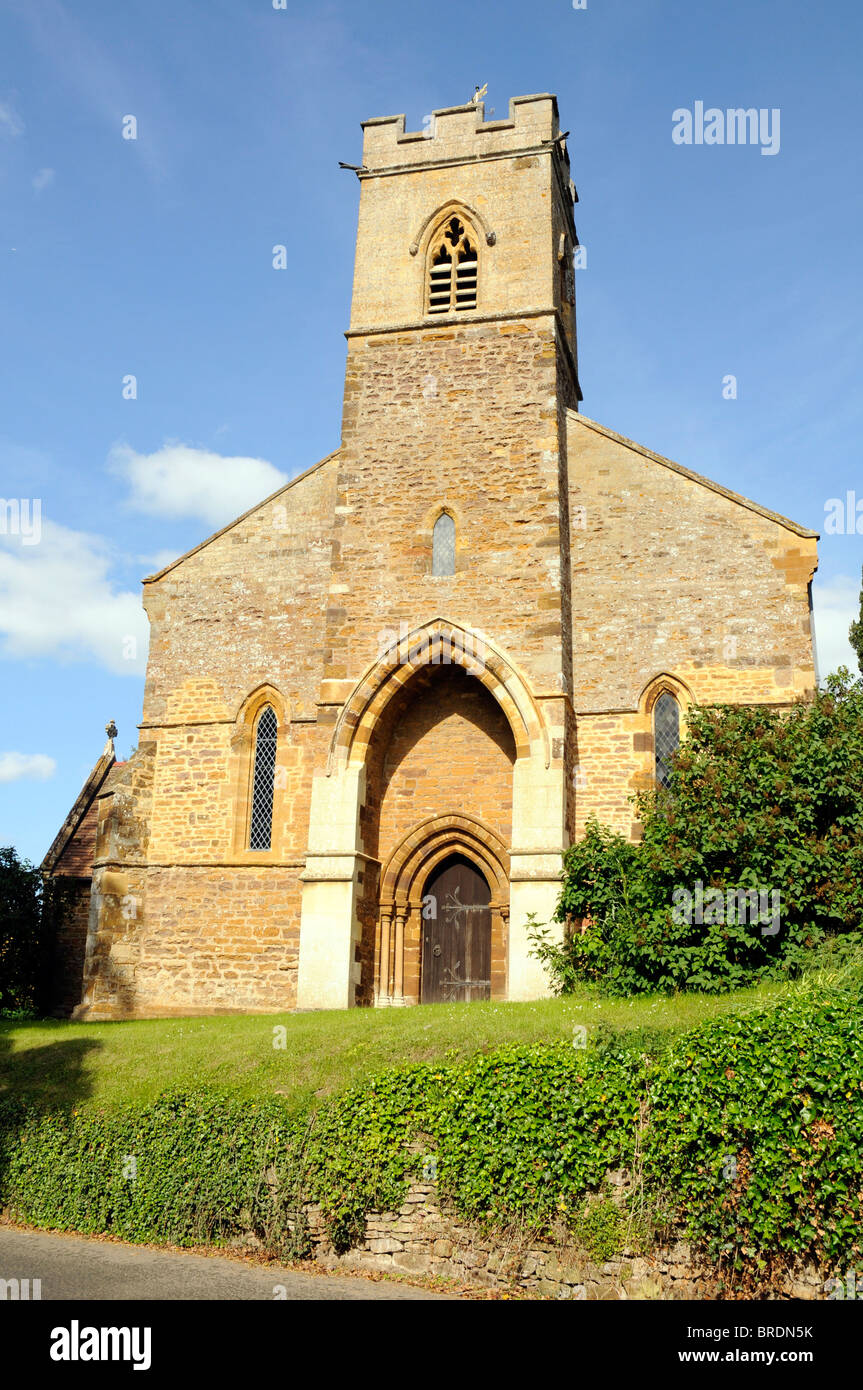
xmin=1 ymin=0 xmax=861 ymax=864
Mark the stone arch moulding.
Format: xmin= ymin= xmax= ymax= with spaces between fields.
xmin=375 ymin=813 xmax=510 ymax=1006
xmin=233 ymin=681 xmax=290 ymax=733
xmin=326 ymin=618 xmax=549 ymax=775
xmin=637 ymin=671 xmax=694 ymax=716
xmin=382 ymin=813 xmax=510 ymax=909
xmin=409 ymin=200 xmax=497 ymax=257
xmin=416 ymin=498 xmax=466 ymax=536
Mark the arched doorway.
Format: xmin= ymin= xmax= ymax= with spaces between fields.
xmin=374 ymin=814 xmax=509 ymax=1006
xmin=421 ymin=853 xmax=491 ymax=1003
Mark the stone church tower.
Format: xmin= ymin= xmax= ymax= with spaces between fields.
xmin=44 ymin=94 xmax=818 ymax=1018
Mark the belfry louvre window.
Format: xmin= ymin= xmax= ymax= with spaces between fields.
xmin=248 ymin=705 xmax=278 ymax=850
xmin=428 ymin=217 xmax=477 ymax=313
xmin=432 ymin=512 xmax=456 ymax=576
xmin=653 ymin=692 xmax=680 ymax=790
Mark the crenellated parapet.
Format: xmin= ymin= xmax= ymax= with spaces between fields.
xmin=360 ymin=94 xmax=567 ymax=173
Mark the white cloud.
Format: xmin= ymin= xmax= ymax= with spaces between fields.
xmin=0 ymin=520 xmax=148 ymax=675
xmin=0 ymin=752 xmax=56 ymax=784
xmin=138 ymin=547 xmax=184 ymax=574
xmin=32 ymin=167 xmax=54 ymax=192
xmin=811 ymin=574 xmax=860 ymax=680
xmin=109 ymin=442 xmax=288 ymax=529
xmin=0 ymin=99 xmax=24 ymax=138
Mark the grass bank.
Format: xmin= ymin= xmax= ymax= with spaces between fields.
xmin=0 ymin=980 xmax=787 ymax=1114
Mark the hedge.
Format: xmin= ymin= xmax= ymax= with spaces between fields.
xmin=1 ymin=993 xmax=860 ymax=1271
xmin=646 ymin=995 xmax=863 ymax=1265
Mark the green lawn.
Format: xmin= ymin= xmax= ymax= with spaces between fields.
xmin=0 ymin=980 xmax=787 ymax=1115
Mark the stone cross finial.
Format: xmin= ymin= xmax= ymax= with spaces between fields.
xmin=104 ymin=719 xmax=118 ymax=754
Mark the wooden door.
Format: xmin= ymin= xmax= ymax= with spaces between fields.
xmin=421 ymin=854 xmax=491 ymax=1004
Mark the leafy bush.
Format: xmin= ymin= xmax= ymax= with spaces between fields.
xmin=538 ymin=671 xmax=863 ymax=995
xmin=849 ymin=565 xmax=863 ymax=675
xmin=425 ymin=1043 xmax=644 ymax=1229
xmin=0 ymin=1041 xmax=646 ymax=1255
xmin=302 ymin=1065 xmax=431 ymax=1249
xmin=571 ymin=1197 xmax=630 ymax=1263
xmin=293 ymin=1041 xmax=646 ymax=1247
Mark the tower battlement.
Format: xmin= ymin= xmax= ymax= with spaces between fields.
xmin=360 ymin=94 xmax=563 ymax=172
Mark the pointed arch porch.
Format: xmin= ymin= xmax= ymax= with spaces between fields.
xmin=297 ymin=621 xmax=565 ymax=1011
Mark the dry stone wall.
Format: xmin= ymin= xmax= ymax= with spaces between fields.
xmin=302 ymin=1180 xmax=826 ymax=1300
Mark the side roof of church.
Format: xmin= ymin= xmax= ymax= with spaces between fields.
xmin=42 ymin=745 xmax=121 ymax=876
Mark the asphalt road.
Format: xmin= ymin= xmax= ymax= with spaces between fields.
xmin=0 ymin=1227 xmax=456 ymax=1301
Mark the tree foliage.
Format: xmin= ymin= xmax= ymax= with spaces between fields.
xmin=533 ymin=671 xmax=863 ymax=995
xmin=0 ymin=847 xmax=69 ymax=1016
xmin=849 ymin=564 xmax=863 ymax=676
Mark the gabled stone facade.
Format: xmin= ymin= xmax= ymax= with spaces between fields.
xmin=45 ymin=94 xmax=818 ymax=1019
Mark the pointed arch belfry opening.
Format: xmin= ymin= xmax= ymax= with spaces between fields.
xmin=426 ymin=213 xmax=478 ymax=313
xmin=409 ymin=199 xmax=496 ymax=260
xmin=417 ymin=203 xmax=488 ymax=317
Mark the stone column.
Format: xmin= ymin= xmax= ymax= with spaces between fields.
xmin=391 ymin=911 xmax=406 ymax=1005
xmin=297 ymin=765 xmax=365 ymax=1010
xmin=507 ymin=751 xmax=566 ymax=1001
xmin=376 ymin=910 xmax=392 ymax=1006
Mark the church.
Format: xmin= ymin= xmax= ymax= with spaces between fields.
xmin=43 ymin=93 xmax=818 ymax=1019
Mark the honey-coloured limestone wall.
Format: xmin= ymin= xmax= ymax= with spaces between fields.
xmin=328 ymin=319 xmax=572 ymax=694
xmin=567 ymin=412 xmax=818 ymax=836
xmin=141 ymin=454 xmax=339 ymax=729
